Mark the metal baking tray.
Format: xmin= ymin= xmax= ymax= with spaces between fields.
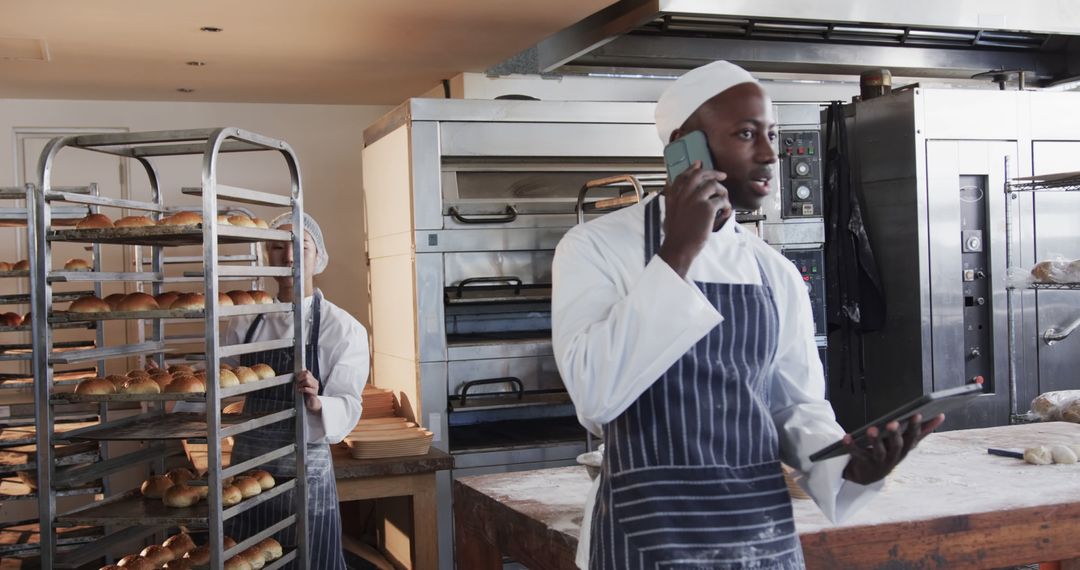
xmin=61 ymin=410 xmax=295 ymax=441
xmin=48 ymin=225 xmax=291 ymax=246
xmin=52 ymin=373 xmax=292 ymax=403
xmin=49 ymin=302 xmax=292 ymax=323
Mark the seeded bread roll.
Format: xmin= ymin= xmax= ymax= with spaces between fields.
xmin=250 ymin=363 xmax=276 ymax=379
xmin=163 ymin=484 xmax=200 ymax=508
xmin=151 ymin=371 xmax=174 ymax=390
xmin=168 ymin=364 xmax=195 ymax=374
xmin=121 ymin=376 xmax=161 ymax=394
xmin=234 ymin=366 xmax=259 ymax=384
xmin=64 ymin=258 xmax=92 ymax=271
xmin=117 ymin=292 xmax=160 ymax=312
xmin=69 ymin=295 xmax=111 ymax=313
xmin=162 ymin=532 xmax=196 ymax=558
xmin=219 ymin=369 xmax=240 ymax=388
xmin=140 ymin=544 xmax=175 ymax=566
xmin=106 ymin=374 xmax=130 ymax=389
xmin=127 ymin=369 xmax=151 ymax=379
xmin=76 ymin=213 xmax=113 ymax=229
xmin=115 ymin=215 xmax=155 ymax=228
xmin=226 ymin=290 xmax=255 ymax=305
xmin=248 ymin=290 xmax=274 ymax=305
xmin=104 ymin=293 xmax=127 ymax=310
xmin=75 ymin=377 xmax=115 ymax=395
xmin=170 ymin=293 xmax=206 ymax=310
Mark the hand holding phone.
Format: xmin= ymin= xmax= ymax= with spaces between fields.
xmin=658 ymin=131 xmax=731 ymax=278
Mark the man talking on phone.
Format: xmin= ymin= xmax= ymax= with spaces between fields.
xmin=552 ymin=60 xmax=944 ymax=569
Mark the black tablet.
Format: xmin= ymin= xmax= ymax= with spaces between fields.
xmin=809 ymin=383 xmax=984 ymax=462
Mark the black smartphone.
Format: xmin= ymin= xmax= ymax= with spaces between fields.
xmin=809 ymin=383 xmax=983 ymax=462
xmin=664 ymin=130 xmax=714 ymax=181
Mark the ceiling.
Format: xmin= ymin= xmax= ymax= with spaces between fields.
xmin=0 ymin=0 xmax=617 ymax=105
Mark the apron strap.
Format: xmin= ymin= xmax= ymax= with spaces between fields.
xmin=242 ymin=290 xmax=325 ymax=394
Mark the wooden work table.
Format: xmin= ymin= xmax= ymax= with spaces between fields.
xmin=455 ymin=422 xmax=1080 ymax=569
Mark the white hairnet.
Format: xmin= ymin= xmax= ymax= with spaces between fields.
xmin=654 ymin=60 xmax=759 ymax=144
xmin=270 ymin=212 xmax=329 ymax=275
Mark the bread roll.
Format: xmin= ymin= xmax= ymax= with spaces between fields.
xmin=151 ymin=371 xmax=174 ymax=390
xmin=233 ymin=366 xmax=259 ymax=384
xmin=162 ymin=533 xmax=196 ymax=558
xmin=104 ymin=293 xmax=127 ymax=310
xmin=12 ymin=259 xmax=29 ymax=271
xmin=140 ymin=544 xmax=175 ymax=566
xmin=163 ymin=211 xmax=202 ymax=227
xmin=168 ymin=364 xmax=195 ymax=374
xmin=0 ymin=261 xmax=10 ymax=272
xmin=69 ymin=295 xmax=111 ymax=313
xmin=170 ymin=293 xmax=206 ymax=310
xmin=226 ymin=290 xmax=255 ymax=305
xmin=22 ymin=311 xmax=30 ymax=324
xmin=245 ymin=470 xmax=276 ymax=491
xmin=99 ymin=565 xmax=123 ymax=570
xmin=227 ymin=214 xmax=256 ymax=228
xmin=127 ymin=369 xmax=151 ymax=379
xmin=224 ymin=536 xmax=237 ymax=550
xmin=218 ymin=293 xmax=234 ymax=306
xmin=115 ymin=215 xmax=155 ymax=228
xmin=248 ymin=290 xmax=274 ymax=305
xmin=256 ymin=538 xmax=282 ymax=560
xmin=220 ymin=362 xmax=234 ymax=371
xmin=233 ymin=476 xmax=262 ymax=499
xmin=122 ymin=376 xmax=161 ymax=394
xmin=166 ymin=467 xmax=195 ymax=485
xmin=223 ymin=556 xmax=252 ymax=570
xmin=163 ymin=484 xmax=200 ymax=508
xmin=252 ymin=217 xmax=269 ymax=229
xmin=222 ymin=484 xmax=242 ymax=506
xmin=240 ymin=547 xmax=266 ymax=569
xmin=217 ymin=214 xmax=232 ymax=225
xmin=183 ymin=546 xmax=210 ymax=565
xmin=75 ymin=377 xmax=116 ymax=395
xmin=64 ymin=258 xmax=92 ymax=271
xmin=1063 ymin=400 xmax=1080 ymax=424
xmin=166 ymin=375 xmax=205 ymax=394
xmin=106 ymin=374 xmax=130 ymax=389
xmin=155 ymin=291 xmax=181 ymax=309
xmin=76 ymin=213 xmax=113 ymax=229
xmin=117 ymin=556 xmax=155 ymax=570
xmin=218 ymin=369 xmax=239 ymax=388
xmin=163 ymin=560 xmax=193 ymax=570
xmin=141 ymin=474 xmax=173 ymax=498
xmin=0 ymin=312 xmax=21 ymax=327
xmin=117 ymin=292 xmax=160 ymax=312
xmin=250 ymin=363 xmax=276 ymax=379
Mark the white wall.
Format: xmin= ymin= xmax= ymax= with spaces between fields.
xmin=0 ymin=99 xmax=391 ymax=324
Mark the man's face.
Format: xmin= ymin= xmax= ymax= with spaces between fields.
xmin=673 ymin=82 xmax=778 ymax=212
xmin=267 ymin=224 xmax=318 ymax=283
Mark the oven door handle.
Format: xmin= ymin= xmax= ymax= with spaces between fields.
xmin=459 ymin=377 xmax=524 ymax=407
xmin=455 ymin=276 xmax=523 ymax=298
xmin=448 ymin=205 xmax=518 ymax=224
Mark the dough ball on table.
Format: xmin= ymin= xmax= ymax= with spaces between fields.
xmin=233 ymin=476 xmax=262 ymax=499
xmin=155 ymin=291 xmax=181 ymax=309
xmin=162 ymin=533 xmax=196 ymax=558
xmin=12 ymin=260 xmax=29 ymax=271
xmin=75 ymin=377 xmax=115 ymax=395
xmin=219 ymin=369 xmax=240 ymax=388
xmin=140 ymin=474 xmax=174 ymax=498
xmin=166 ymin=467 xmax=195 ymax=486
xmin=1051 ymin=444 xmax=1078 ymax=464
xmin=140 ymin=544 xmax=175 ymax=566
xmin=163 ymin=484 xmax=200 ymax=508
xmin=170 ymin=293 xmax=206 ymax=310
xmin=76 ymin=213 xmax=113 ymax=229
xmin=115 ymin=215 xmax=155 ymax=228
xmin=1024 ymin=446 xmax=1054 ymax=465
xmin=233 ymin=366 xmax=258 ymax=384
xmin=226 ymin=290 xmax=254 ymax=305
xmin=250 ymin=363 xmax=275 ymax=379
xmin=256 ymin=538 xmax=282 ymax=561
xmin=64 ymin=258 xmax=92 ymax=271
xmin=222 ymin=484 xmax=243 ymax=506
xmin=69 ymin=295 xmax=111 ymax=313
xmin=117 ymin=292 xmax=160 ymax=312
xmin=122 ymin=376 xmax=161 ymax=394
xmin=117 ymin=555 xmax=155 ymax=570
xmin=245 ymin=469 xmax=275 ymax=491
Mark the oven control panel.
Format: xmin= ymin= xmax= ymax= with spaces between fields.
xmin=780 ymin=130 xmax=823 ymax=218
xmin=782 ymin=247 xmax=826 ymax=336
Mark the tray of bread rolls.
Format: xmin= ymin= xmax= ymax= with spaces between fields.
xmin=344 ymin=416 xmax=434 ymax=460
xmin=75 ymin=529 xmax=290 ymax=570
xmin=49 ymin=214 xmax=291 ymax=247
xmin=59 ymin=411 xmax=290 ymax=441
xmin=52 ymin=363 xmax=287 ymax=403
xmin=49 ymin=290 xmax=290 ymax=324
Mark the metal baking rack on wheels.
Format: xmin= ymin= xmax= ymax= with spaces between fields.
xmin=1004 ymin=161 xmax=1080 ymax=424
xmin=30 ymin=128 xmax=311 ymax=569
xmin=0 ymin=183 xmax=105 ymax=563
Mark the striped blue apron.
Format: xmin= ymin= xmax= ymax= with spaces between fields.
xmin=590 ymin=198 xmax=804 ymax=569
xmin=226 ymin=290 xmax=346 ymax=569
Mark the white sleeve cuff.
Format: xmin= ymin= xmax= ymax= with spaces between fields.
xmin=800 ymin=455 xmax=884 ymax=523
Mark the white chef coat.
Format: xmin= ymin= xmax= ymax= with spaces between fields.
xmin=175 ymin=293 xmax=369 ymax=445
xmin=551 ymin=194 xmax=883 ymax=569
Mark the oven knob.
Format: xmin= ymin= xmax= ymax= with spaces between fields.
xmin=795 ymin=185 xmax=812 ymax=200
xmin=793 ymin=161 xmax=811 ymax=177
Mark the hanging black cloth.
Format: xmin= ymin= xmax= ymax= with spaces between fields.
xmin=823 ymin=102 xmax=887 ymax=412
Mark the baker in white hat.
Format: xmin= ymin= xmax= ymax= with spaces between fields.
xmin=552 ymin=61 xmax=942 ymax=569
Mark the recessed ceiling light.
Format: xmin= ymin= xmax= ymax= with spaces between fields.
xmin=186 ymin=61 xmax=206 ymax=67
xmin=200 ymin=26 xmax=223 ymax=33
xmin=176 ymin=88 xmax=195 ymax=93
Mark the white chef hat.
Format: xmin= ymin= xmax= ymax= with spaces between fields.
xmin=270 ymin=212 xmax=329 ymax=275
xmin=655 ymin=60 xmax=760 ymax=144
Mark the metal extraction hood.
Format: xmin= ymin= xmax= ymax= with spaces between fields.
xmin=490 ymin=0 xmax=1080 ymax=87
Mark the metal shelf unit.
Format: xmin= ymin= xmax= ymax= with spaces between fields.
xmin=30 ymin=128 xmax=310 ymax=569
xmin=1004 ymin=162 xmax=1080 ymax=422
